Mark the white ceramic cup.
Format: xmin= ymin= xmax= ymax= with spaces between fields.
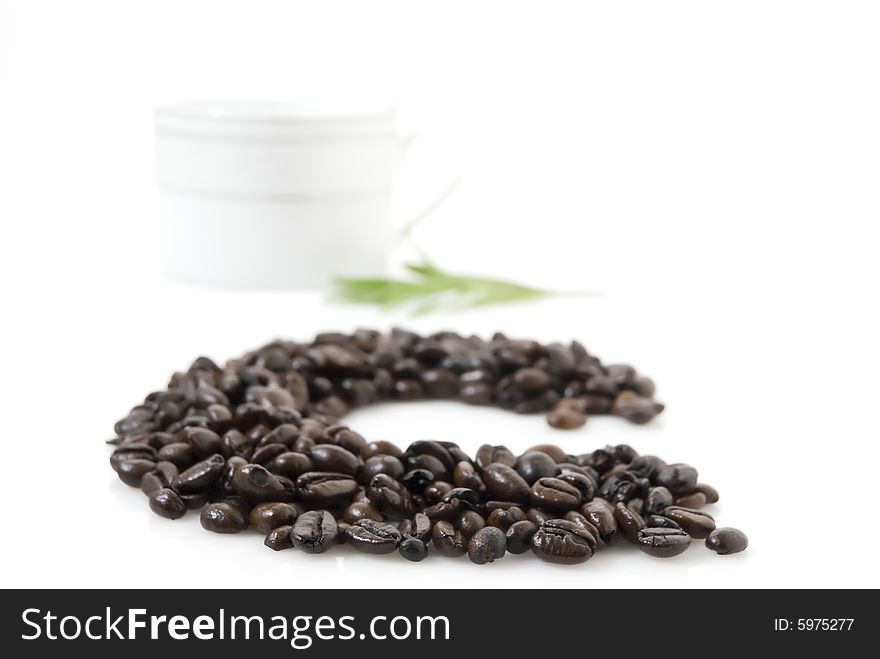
xmin=156 ymin=101 xmax=408 ymax=289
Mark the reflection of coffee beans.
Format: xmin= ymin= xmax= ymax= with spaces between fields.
xmin=108 ymin=329 xmax=746 ymax=565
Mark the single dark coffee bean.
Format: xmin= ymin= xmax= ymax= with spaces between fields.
xmin=431 ymin=521 xmax=466 ymax=557
xmin=547 ymin=400 xmax=587 ymax=429
xmin=612 ymin=391 xmax=664 ymax=424
xmin=482 ymin=463 xmax=531 ymax=503
xmin=367 ymin=473 xmax=416 ymax=517
xmin=231 ymin=463 xmax=293 ymax=503
xmin=527 ymin=507 xmax=553 ymax=526
xmin=613 ymin=501 xmax=646 ymax=543
xmin=637 ymin=527 xmax=691 ymax=558
xmin=423 ymin=481 xmax=453 ymax=504
xmin=346 ymin=519 xmax=402 ymax=554
xmin=342 ymin=501 xmax=383 ymax=525
xmin=675 ymin=492 xmax=707 ymax=509
xmin=646 ymin=514 xmax=681 ymax=529
xmin=475 ymin=444 xmax=516 ymax=469
xmin=179 ymin=492 xmax=210 ymax=510
xmin=580 ymin=499 xmax=617 ymax=541
xmin=148 ymin=488 xmax=186 ymax=520
xmin=555 ymin=469 xmax=597 ymax=500
xmin=361 ymin=455 xmax=405 ymax=482
xmin=506 ymin=520 xmax=539 ymax=554
xmin=200 ymin=503 xmax=248 ymax=534
xmin=308 ymin=444 xmax=361 ymax=476
xmin=399 ymin=537 xmax=429 ymax=562
xmin=663 ymin=506 xmax=716 ymax=539
xmin=360 ymin=440 xmax=404 ymax=460
xmin=512 ymin=367 xmax=551 ymax=393
xmin=249 ymin=502 xmax=299 ymax=534
xmin=264 ymin=525 xmax=293 ymax=551
xmin=530 ymin=477 xmax=582 ymax=512
xmin=454 ymin=510 xmax=486 ymax=538
xmin=655 ymin=463 xmax=699 ymax=494
xmin=531 ymin=519 xmax=597 ymax=564
xmin=515 ymin=451 xmax=558 ymax=485
xmin=442 ymin=487 xmax=481 ymax=508
xmin=486 ymin=506 xmax=526 ymax=531
xmin=266 ymin=452 xmax=313 ymax=479
xmin=705 ymin=527 xmax=748 ymax=555
xmin=156 ymin=442 xmax=195 ymax=469
xmin=297 ymin=472 xmax=358 ymax=507
xmin=628 ymin=455 xmax=666 ymax=479
xmin=251 ymin=443 xmax=288 ymax=466
xmin=693 ymin=482 xmax=720 ymax=504
xmin=468 ymin=526 xmax=507 ymax=564
xmin=291 ymin=511 xmax=337 ymax=554
xmin=644 ymin=486 xmax=675 ymax=515
xmin=116 ymin=458 xmax=157 ymax=487
xmin=172 ymin=453 xmax=225 ymax=495
xmin=453 ymin=461 xmax=486 ymax=492
xmin=140 ymin=461 xmax=178 ymax=495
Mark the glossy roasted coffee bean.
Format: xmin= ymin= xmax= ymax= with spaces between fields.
xmin=555 ymin=469 xmax=597 ymax=500
xmin=291 ymin=511 xmax=337 ymax=554
xmin=663 ymin=506 xmax=716 ymax=539
xmin=693 ymin=482 xmax=720 ymax=504
xmin=398 ymin=537 xmax=429 ymax=562
xmin=637 ymin=527 xmax=691 ymax=557
xmin=475 ymin=444 xmax=516 ymax=469
xmin=482 ymin=463 xmax=531 ymax=503
xmin=266 ymin=452 xmax=313 ymax=479
xmin=612 ymin=391 xmax=665 ymax=424
xmin=547 ymin=399 xmax=587 ymax=429
xmin=186 ymin=427 xmax=224 ymax=458
xmin=527 ymin=507 xmax=553 ymax=526
xmin=505 ymin=520 xmax=538 ymax=554
xmin=705 ymin=527 xmax=748 ymax=555
xmin=454 ymin=510 xmax=485 ymax=538
xmin=264 ymin=525 xmax=293 ymax=551
xmin=452 ymin=461 xmax=486 ymax=492
xmin=231 ymin=463 xmax=293 ymax=503
xmin=423 ymin=481 xmax=452 ymax=504
xmin=148 ymin=488 xmax=186 ymax=520
xmin=367 ymin=473 xmax=416 ymax=517
xmin=644 ymin=486 xmax=674 ymax=515
xmin=156 ymin=442 xmax=195 ymax=469
xmin=249 ymin=502 xmax=299 ymax=534
xmin=360 ymin=440 xmax=404 ymax=460
xmin=580 ymin=499 xmax=617 ymax=541
xmin=361 ymin=454 xmax=405 ymax=482
xmin=346 ymin=519 xmax=402 ymax=554
xmin=645 ymin=514 xmax=681 ymax=529
xmin=613 ymin=501 xmax=646 ymax=543
xmin=200 ymin=502 xmax=248 ymax=534
xmin=308 ymin=444 xmax=361 ymax=476
xmin=531 ymin=519 xmax=597 ymax=564
xmin=515 ymin=451 xmax=558 ymax=485
xmin=297 ymin=472 xmax=358 ymax=507
xmin=114 ymin=458 xmax=157 ymax=487
xmin=342 ymin=501 xmax=383 ymax=525
xmin=140 ymin=461 xmax=178 ymax=495
xmin=655 ymin=463 xmax=699 ymax=494
xmin=467 ymin=526 xmax=507 ymax=564
xmin=675 ymin=492 xmax=707 ymax=509
xmin=486 ymin=506 xmax=526 ymax=531
xmin=431 ymin=521 xmax=466 ymax=557
xmin=530 ymin=477 xmax=582 ymax=512
xmin=171 ymin=454 xmax=225 ymax=494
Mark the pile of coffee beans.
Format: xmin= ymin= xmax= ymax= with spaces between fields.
xmin=108 ymin=329 xmax=747 ymax=564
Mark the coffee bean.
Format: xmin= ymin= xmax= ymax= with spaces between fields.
xmin=613 ymin=391 xmax=664 ymax=424
xmin=249 ymin=502 xmax=299 ymax=534
xmin=342 ymin=501 xmax=383 ymax=525
xmin=516 ymin=451 xmax=558 ymax=485
xmin=231 ymin=463 xmax=293 ymax=503
xmin=398 ymin=537 xmax=428 ymax=562
xmin=694 ymin=483 xmax=720 ymax=504
xmin=361 ymin=455 xmax=405 ymax=482
xmin=531 ymin=519 xmax=597 ymax=564
xmin=291 ymin=511 xmax=337 ymax=554
xmin=297 ymin=472 xmax=358 ymax=507
xmin=580 ymin=499 xmax=617 ymax=541
xmin=475 ymin=444 xmax=516 ymax=469
xmin=663 ymin=506 xmax=716 ymax=539
xmin=645 ymin=514 xmax=681 ymax=529
xmin=613 ymin=501 xmax=645 ymax=543
xmin=530 ymin=477 xmax=583 ymax=512
xmin=645 ymin=486 xmax=674 ymax=515
xmin=637 ymin=527 xmax=691 ymax=558
xmin=482 ymin=463 xmax=531 ymax=503
xmin=505 ymin=520 xmax=538 ymax=554
xmin=547 ymin=400 xmax=587 ymax=429
xmin=172 ymin=454 xmax=225 ymax=494
xmin=264 ymin=525 xmax=293 ymax=551
xmin=148 ymin=488 xmax=186 ymax=520
xmin=675 ymin=492 xmax=707 ymax=509
xmin=432 ymin=521 xmax=466 ymax=557
xmin=200 ymin=503 xmax=248 ymax=534
xmin=308 ymin=444 xmax=361 ymax=476
xmin=454 ymin=510 xmax=486 ymax=538
xmin=705 ymin=527 xmax=748 ymax=555
xmin=655 ymin=463 xmax=699 ymax=494
xmin=468 ymin=527 xmax=507 ymax=564
xmin=266 ymin=452 xmax=313 ymax=479
xmin=486 ymin=506 xmax=526 ymax=531
xmin=367 ymin=473 xmax=416 ymax=517
xmin=346 ymin=519 xmax=402 ymax=554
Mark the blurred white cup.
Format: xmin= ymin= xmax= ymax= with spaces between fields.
xmin=155 ymin=100 xmax=408 ymax=289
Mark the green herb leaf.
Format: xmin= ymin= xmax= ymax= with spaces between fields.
xmin=333 ymin=261 xmax=576 ymax=314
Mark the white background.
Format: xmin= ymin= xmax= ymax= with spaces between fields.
xmin=1 ymin=0 xmax=878 ymax=588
